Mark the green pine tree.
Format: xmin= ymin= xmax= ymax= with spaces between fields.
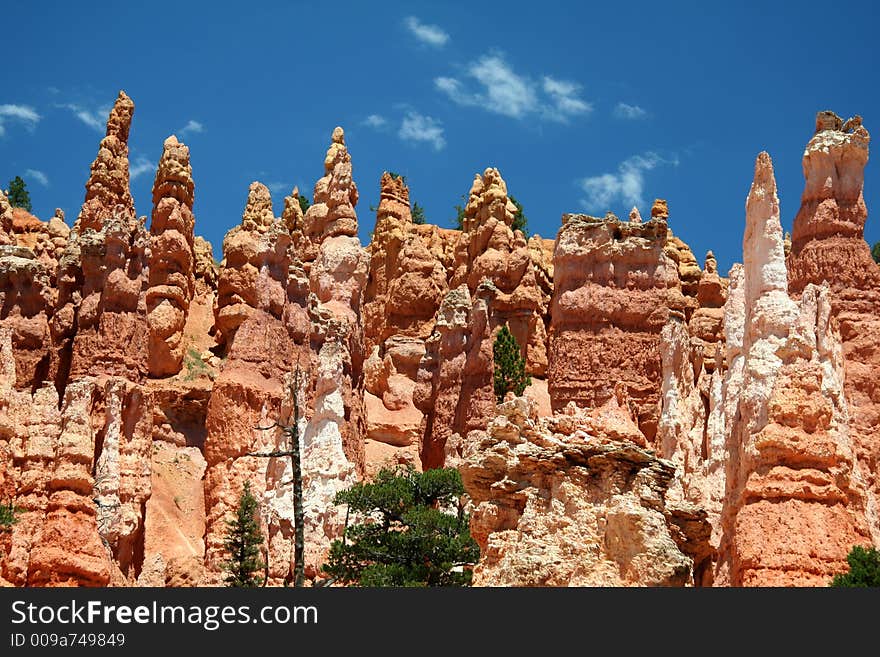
xmin=222 ymin=481 xmax=265 ymax=587
xmin=872 ymin=241 xmax=880 ymax=265
xmin=0 ymin=500 xmax=19 ymax=531
xmin=453 ymin=194 xmax=467 ymax=231
xmin=6 ymin=176 xmax=32 ymax=212
xmin=830 ymin=545 xmax=880 ymax=587
xmin=412 ymin=201 xmax=426 ymax=225
xmin=298 ymin=193 xmax=311 ymax=215
xmin=509 ymin=194 xmax=528 ymax=237
xmin=322 ymin=466 xmax=479 ymax=587
xmin=493 ymin=324 xmax=531 ymax=403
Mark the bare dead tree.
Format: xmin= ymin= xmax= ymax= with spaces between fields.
xmin=246 ymin=365 xmax=305 ymax=587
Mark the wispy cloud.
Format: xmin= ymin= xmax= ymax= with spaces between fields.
xmin=178 ymin=119 xmax=204 ymax=136
xmin=25 ymin=169 xmax=49 ymax=187
xmin=0 ymin=104 xmax=41 ymax=137
xmin=59 ymin=102 xmax=110 ymax=131
xmin=435 ymin=53 xmax=590 ymax=122
xmin=362 ymin=114 xmax=387 ymax=129
xmin=579 ymin=152 xmax=677 ymax=211
xmin=265 ymin=181 xmax=290 ymax=195
xmin=404 ymin=16 xmax=449 ymax=47
xmin=614 ymin=102 xmax=648 ymax=120
xmin=542 ymin=77 xmax=592 ymax=121
xmin=399 ymin=111 xmax=445 ymax=150
xmin=130 ymin=156 xmax=155 ymax=181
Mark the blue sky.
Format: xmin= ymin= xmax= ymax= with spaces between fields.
xmin=1 ymin=0 xmax=878 ymax=274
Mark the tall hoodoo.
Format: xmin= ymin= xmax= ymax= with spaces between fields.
xmin=361 ymin=172 xmax=446 ymax=471
xmin=303 ymin=127 xmax=369 ymax=473
xmin=449 ymin=168 xmax=548 ymax=376
xmin=786 ymin=112 xmax=880 ymax=545
xmin=75 ymin=91 xmax=136 ymax=233
xmin=147 ymin=136 xmax=197 ymax=377
xmin=54 ymin=90 xmax=150 ymax=382
xmin=214 ymin=182 xmax=290 ymax=346
xmin=789 ymin=111 xmax=872 ymax=286
xmin=204 ymin=180 xmax=307 ymax=582
xmin=204 ymin=127 xmax=368 ymax=583
xmin=716 ymin=152 xmax=871 ymax=586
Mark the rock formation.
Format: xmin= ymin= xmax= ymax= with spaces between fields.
xmin=787 ymin=111 xmax=880 ymax=547
xmin=3 ymin=99 xmax=880 ymax=589
xmin=712 ymin=153 xmax=872 ymax=585
xmin=147 ymin=135 xmax=196 ymax=377
xmin=204 ymin=181 xmax=305 ymax=580
xmin=548 ymin=209 xmax=690 ymax=442
xmin=450 ymin=168 xmax=548 ymax=376
xmin=204 ymin=127 xmax=367 ymax=583
xmin=460 ymin=395 xmax=711 ymax=586
xmin=52 ymin=91 xmax=150 ymax=384
xmin=414 ymin=282 xmax=498 ymax=469
xmin=361 ymin=173 xmax=448 ymax=473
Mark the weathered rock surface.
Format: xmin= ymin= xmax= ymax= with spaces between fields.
xmin=5 ymin=100 xmax=880 ymax=589
xmin=450 ymin=169 xmax=549 ymax=376
xmin=415 ymin=282 xmax=497 ymax=468
xmin=53 ymin=91 xmax=150 ymax=383
xmin=787 ymin=112 xmax=880 ymax=548
xmin=548 ymin=209 xmax=689 ymax=442
xmin=204 ymin=182 xmax=307 ymax=580
xmin=147 ymin=136 xmax=196 ymax=377
xmin=204 ymin=127 xmax=367 ymax=583
xmin=715 ymin=153 xmax=872 ymax=586
xmin=460 ymin=396 xmax=711 ymax=586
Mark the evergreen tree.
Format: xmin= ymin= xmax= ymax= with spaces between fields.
xmin=509 ymin=194 xmax=528 ymax=237
xmin=412 ymin=201 xmax=426 ymax=225
xmin=222 ymin=481 xmax=265 ymax=587
xmin=872 ymin=241 xmax=880 ymax=265
xmin=0 ymin=500 xmax=18 ymax=531
xmin=6 ymin=176 xmax=31 ymax=212
xmin=298 ymin=193 xmax=311 ymax=215
xmin=322 ymin=466 xmax=479 ymax=587
xmin=830 ymin=545 xmax=880 ymax=587
xmin=493 ymin=324 xmax=531 ymax=403
xmin=453 ymin=194 xmax=466 ymax=231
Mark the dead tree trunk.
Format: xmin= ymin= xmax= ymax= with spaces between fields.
xmin=247 ymin=365 xmax=306 ymax=587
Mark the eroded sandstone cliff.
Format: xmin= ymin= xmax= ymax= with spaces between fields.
xmin=1 ymin=100 xmax=878 ymax=588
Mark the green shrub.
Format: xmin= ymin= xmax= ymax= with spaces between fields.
xmin=830 ymin=545 xmax=880 ymax=587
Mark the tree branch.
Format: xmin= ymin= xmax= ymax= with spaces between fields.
xmin=253 ymin=422 xmax=280 ymax=431
xmin=245 ymin=449 xmax=296 ymax=458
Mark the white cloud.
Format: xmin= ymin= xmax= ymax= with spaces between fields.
xmin=434 ymin=54 xmax=590 ymax=122
xmin=404 ymin=16 xmax=449 ymax=47
xmin=399 ymin=111 xmax=445 ymax=151
xmin=0 ymin=104 xmax=41 ymax=136
xmin=265 ymin=181 xmax=290 ymax=194
xmin=614 ymin=102 xmax=648 ymax=120
xmin=178 ymin=119 xmax=204 ymax=136
xmin=580 ymin=152 xmax=675 ymax=211
xmin=59 ymin=102 xmax=110 ymax=131
xmin=363 ymin=114 xmax=387 ymax=129
xmin=130 ymin=156 xmax=156 ymax=181
xmin=542 ymin=77 xmax=592 ymax=120
xmin=25 ymin=169 xmax=49 ymax=187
